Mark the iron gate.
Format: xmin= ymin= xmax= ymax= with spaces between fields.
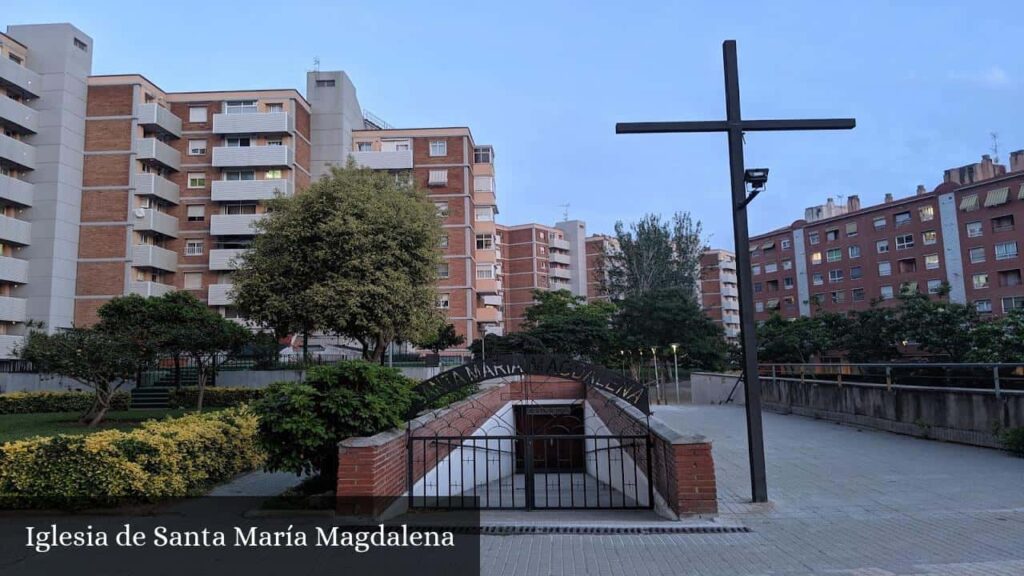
xmin=408 ymin=433 xmax=653 ymax=510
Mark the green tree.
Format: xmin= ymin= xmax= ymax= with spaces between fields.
xmin=522 ymin=289 xmax=619 ymax=361
xmin=232 ymin=162 xmax=442 ymax=362
xmin=840 ymin=303 xmax=902 ymax=362
xmin=603 ymin=212 xmax=705 ymax=299
xmin=615 ymin=287 xmax=727 ymax=370
xmin=470 ymin=332 xmax=550 ymax=358
xmin=19 ymin=328 xmax=137 ymax=426
xmin=756 ymin=314 xmax=836 ymax=363
xmin=967 ymin=308 xmax=1024 ymax=362
xmin=94 ymin=294 xmax=166 ymax=383
xmin=413 ymin=321 xmax=466 ymax=356
xmin=896 ymin=289 xmax=979 ymax=362
xmin=254 ymin=361 xmax=414 ymax=488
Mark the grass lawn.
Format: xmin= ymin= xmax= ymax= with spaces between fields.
xmin=0 ymin=409 xmax=196 ymax=444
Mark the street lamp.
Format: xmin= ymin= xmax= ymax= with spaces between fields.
xmin=651 ymin=347 xmax=660 ymax=405
xmin=619 ymin=349 xmax=626 ymax=379
xmin=671 ymin=343 xmax=680 ymax=404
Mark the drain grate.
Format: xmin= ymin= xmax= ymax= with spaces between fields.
xmin=411 ymin=525 xmax=752 ymax=535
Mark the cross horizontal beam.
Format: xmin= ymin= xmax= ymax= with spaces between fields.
xmin=615 ymin=118 xmax=856 ymax=134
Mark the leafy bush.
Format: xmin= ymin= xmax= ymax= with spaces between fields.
xmin=254 ymin=361 xmax=414 ymax=486
xmin=167 ymin=387 xmax=264 ymax=409
xmin=0 ymin=407 xmax=261 ymax=508
xmin=0 ymin=391 xmax=131 ymax=415
xmin=1002 ymin=427 xmax=1024 ymax=457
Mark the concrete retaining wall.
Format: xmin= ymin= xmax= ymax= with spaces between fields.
xmin=691 ymin=372 xmax=745 ymax=405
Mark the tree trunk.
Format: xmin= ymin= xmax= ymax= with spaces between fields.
xmin=86 ymin=387 xmax=112 ymax=427
xmin=302 ymin=330 xmax=310 ymax=363
xmin=79 ymin=394 xmax=101 ymax=425
xmin=174 ymin=355 xmax=181 ymax=389
xmin=195 ymin=360 xmax=207 ymax=413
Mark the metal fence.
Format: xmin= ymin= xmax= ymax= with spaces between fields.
xmin=761 ymin=363 xmax=1024 ymax=394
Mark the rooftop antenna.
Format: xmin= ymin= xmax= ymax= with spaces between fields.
xmin=558 ymin=203 xmax=570 ymax=221
xmin=990 ymin=132 xmax=1000 ymax=164
xmin=313 ymin=56 xmax=321 ymax=80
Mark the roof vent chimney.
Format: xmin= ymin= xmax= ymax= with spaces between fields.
xmin=884 ymin=193 xmax=894 ymax=203
xmin=847 ymin=195 xmax=860 ymax=211
xmin=916 ymin=185 xmax=927 ymax=196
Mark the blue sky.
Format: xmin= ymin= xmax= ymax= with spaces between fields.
xmin=6 ymin=1 xmax=1022 ymax=248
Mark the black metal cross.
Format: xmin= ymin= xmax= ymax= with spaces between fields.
xmin=616 ymin=40 xmax=855 ymax=503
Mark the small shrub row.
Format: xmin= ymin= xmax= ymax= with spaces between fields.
xmin=0 ymin=391 xmax=131 ymax=415
xmin=0 ymin=407 xmax=262 ymax=508
xmin=1002 ymin=427 xmax=1024 ymax=457
xmin=166 ymin=387 xmax=264 ymax=408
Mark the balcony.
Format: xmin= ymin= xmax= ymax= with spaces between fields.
xmin=550 ymin=237 xmax=571 ymax=251
xmin=476 ymin=307 xmax=503 ymax=323
xmin=0 ymin=255 xmax=29 ymax=284
xmin=132 ymin=244 xmax=178 ymax=273
xmin=212 ymin=145 xmax=293 ymax=168
xmin=723 ymin=314 xmax=741 ymax=325
xmin=0 ymin=334 xmax=23 ymax=358
xmin=475 ymin=221 xmax=496 ymax=235
xmin=0 ymin=173 xmax=32 ymax=206
xmin=0 ymin=94 xmax=37 ymax=134
xmin=210 ymin=213 xmax=264 ymax=236
xmin=474 ymin=191 xmax=497 ymax=207
xmin=0 ymin=214 xmax=31 ymax=245
xmin=477 ymin=278 xmax=499 ymax=294
xmin=480 ymin=294 xmax=502 ymax=307
xmin=132 ymin=208 xmax=179 ymax=238
xmin=0 ymin=57 xmax=41 ymax=98
xmin=137 ymin=103 xmax=182 ymax=138
xmin=476 ymin=248 xmax=497 ymax=264
xmin=134 ymin=138 xmax=181 ymax=172
xmin=129 ymin=281 xmax=175 ymax=298
xmin=209 ymin=248 xmax=245 ymax=271
xmin=0 ymin=133 xmax=35 ymax=170
xmin=135 ymin=173 xmax=180 ymax=205
xmin=549 ymin=252 xmax=571 ymax=265
xmin=213 ymin=112 xmax=294 ymax=135
xmin=722 ymin=285 xmax=739 ymax=297
xmin=211 ymin=178 xmax=292 ymax=202
xmin=0 ymin=296 xmax=27 ymax=322
xmin=549 ymin=267 xmax=571 ymax=279
xmin=208 ymin=283 xmax=234 ymax=306
xmin=720 ymin=260 xmax=737 ymax=271
xmin=351 ymin=150 xmax=414 ymax=170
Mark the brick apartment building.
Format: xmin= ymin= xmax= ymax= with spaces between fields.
xmin=498 ymin=223 xmax=574 ymax=333
xmin=0 ymin=22 xmax=505 ymax=357
xmin=742 ymin=153 xmax=1024 ymax=323
xmin=585 ymin=234 xmax=617 ymax=301
xmin=699 ymin=249 xmax=741 ymax=342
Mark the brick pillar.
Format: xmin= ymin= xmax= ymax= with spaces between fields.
xmin=673 ymin=442 xmax=717 ymax=515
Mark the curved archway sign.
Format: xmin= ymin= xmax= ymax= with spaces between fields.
xmin=412 ymin=354 xmax=649 ymax=415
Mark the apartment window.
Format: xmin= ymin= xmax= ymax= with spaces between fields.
xmin=992 ymin=215 xmax=1015 ymax=233
xmin=1003 ymin=296 xmax=1024 ymax=312
xmin=428 ymin=169 xmax=448 ymax=186
xmin=754 ymin=282 xmax=763 ymax=293
xmin=780 ymin=259 xmax=791 ymax=271
xmin=811 ymin=252 xmax=822 ymax=265
xmin=434 ymin=202 xmax=449 ymax=217
xmin=473 ymin=147 xmax=492 ymax=163
xmin=185 ymin=240 xmax=204 ymax=256
xmin=895 ymin=234 xmax=914 ymax=250
xmin=922 ymin=230 xmax=937 ymax=245
xmin=880 ymin=285 xmax=894 ymax=300
xmin=975 ymin=299 xmax=992 ymax=313
xmin=223 ymin=203 xmax=256 ymax=215
xmin=873 ymin=216 xmax=887 ymax=230
xmin=8 ymin=53 xmax=23 ymax=65
xmin=266 ymin=103 xmax=284 ymax=113
xmin=898 ymin=258 xmax=917 ymax=273
xmin=188 ymin=140 xmax=207 ymax=155
xmin=826 ymin=228 xmax=839 ymax=242
xmin=183 ymin=272 xmax=202 ymax=290
xmin=225 ymin=170 xmax=255 ymax=181
xmin=894 ymin=211 xmax=912 ymax=227
xmin=265 ymin=169 xmax=283 ymax=179
xmin=972 ymin=273 xmax=989 ymax=289
xmin=476 ymin=264 xmax=495 ymax=279
xmin=995 ymin=241 xmax=1019 ymax=261
xmin=429 ymin=140 xmax=447 ymax=157
xmin=225 ymin=100 xmax=258 ymax=114
xmin=919 ymin=205 xmax=935 ymax=221
xmin=750 ymin=249 xmax=760 ymax=258
xmin=846 ymin=222 xmax=858 ymax=237
xmin=437 ymin=293 xmax=450 ymax=309
xmin=831 ymin=290 xmax=845 ymax=304
xmin=826 ymin=248 xmax=841 ymax=263
xmin=74 ymin=38 xmax=88 ymax=51
xmin=474 ymin=206 xmax=493 ymax=222
xmin=999 ymin=269 xmax=1023 ymax=287
xmin=876 ymin=239 xmax=889 ymax=253
xmin=755 ymin=301 xmax=764 ymax=312
xmin=927 ymin=279 xmax=943 ymax=294
xmin=960 ymin=193 xmax=979 ymax=212
xmin=226 ymin=137 xmax=251 ymax=147
xmin=474 ymin=176 xmax=494 ymax=192
xmin=969 ymin=247 xmax=986 ymax=263
xmin=188 ymin=106 xmax=207 ymax=123
xmin=829 ymin=269 xmax=844 ymax=283
xmin=315 ymin=79 xmax=335 ymax=87
xmin=901 ymin=281 xmax=919 ymax=295
xmin=187 ymin=172 xmax=206 ymax=189
xmin=186 ymin=205 xmax=205 ymax=222
xmin=439 ymin=234 xmax=449 ymax=249
xmin=437 ymin=263 xmax=450 ymax=279
xmin=812 ymin=273 xmax=824 ymax=286
xmin=475 ymin=234 xmax=494 ymax=250
xmin=783 ymin=277 xmax=794 ymax=289
xmin=781 ymin=239 xmax=791 ymax=249
xmin=808 ymin=231 xmax=820 ymax=245
xmin=848 ymin=245 xmax=861 ymax=259
xmin=356 ymin=142 xmax=372 ymax=151
xmin=850 ymin=266 xmax=863 ymax=280
xmin=752 ymin=264 xmax=761 ymax=275
xmin=765 ymin=263 xmax=778 ymax=273
xmin=878 ymin=261 xmax=892 ymax=276
xmin=966 ymin=221 xmax=983 ymax=238
xmin=266 ymin=138 xmax=283 ymax=146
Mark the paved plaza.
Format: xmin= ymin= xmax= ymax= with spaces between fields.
xmin=480 ymin=404 xmax=1024 ymax=576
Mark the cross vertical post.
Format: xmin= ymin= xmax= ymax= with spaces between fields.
xmin=615 ymin=39 xmax=855 ymax=503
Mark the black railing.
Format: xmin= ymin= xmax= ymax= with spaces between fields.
xmin=761 ymin=363 xmax=1024 ymax=393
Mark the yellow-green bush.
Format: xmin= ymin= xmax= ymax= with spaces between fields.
xmin=0 ymin=391 xmax=131 ymax=414
xmin=0 ymin=407 xmax=262 ymax=508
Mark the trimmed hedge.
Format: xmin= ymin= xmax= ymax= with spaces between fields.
xmin=0 ymin=391 xmax=131 ymax=415
xmin=167 ymin=387 xmax=264 ymax=408
xmin=0 ymin=407 xmax=262 ymax=508
xmin=1002 ymin=427 xmax=1024 ymax=457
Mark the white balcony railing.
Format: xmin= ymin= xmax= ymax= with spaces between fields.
xmin=137 ymin=103 xmax=182 ymax=138
xmin=134 ymin=173 xmax=180 ymax=205
xmin=351 ymin=150 xmax=414 ymax=170
xmin=208 ymin=283 xmax=234 ymax=306
xmin=0 ymin=255 xmax=30 ymax=284
xmin=132 ymin=244 xmax=178 ymax=273
xmin=134 ymin=138 xmax=181 ymax=172
xmin=0 ymin=94 xmax=38 ymax=134
xmin=549 ymin=252 xmax=572 ymax=265
xmin=208 ymin=249 xmax=246 ymax=271
xmin=0 ymin=334 xmax=23 ymax=358
xmin=211 ymin=178 xmax=292 ymax=202
xmin=0 ymin=57 xmax=41 ymax=98
xmin=0 ymin=133 xmax=35 ymax=170
xmin=0 ymin=173 xmax=32 ymax=207
xmin=213 ymin=112 xmax=294 ymax=134
xmin=0 ymin=214 xmax=31 ymax=245
xmin=0 ymin=295 xmax=27 ymax=322
xmin=480 ymin=294 xmax=502 ymax=307
xmin=210 ymin=213 xmax=264 ymax=236
xmin=550 ymin=237 xmax=571 ymax=251
xmin=132 ymin=208 xmax=179 ymax=238
xmin=549 ymin=267 xmax=572 ymax=279
xmin=129 ymin=281 xmax=175 ymax=298
xmin=212 ymin=145 xmax=293 ymax=168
